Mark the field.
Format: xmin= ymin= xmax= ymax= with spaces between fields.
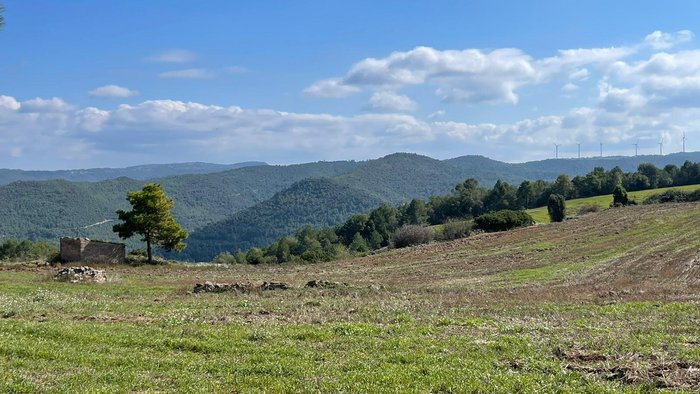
xmin=1 ymin=203 xmax=700 ymax=393
xmin=527 ymin=184 xmax=700 ymax=223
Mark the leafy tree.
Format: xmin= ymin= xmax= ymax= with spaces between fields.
xmin=483 ymin=180 xmax=518 ymax=212
xmin=113 ymin=183 xmax=188 ymax=264
xmin=400 ymin=198 xmax=429 ymax=225
xmin=348 ymin=232 xmax=369 ymax=253
xmin=246 ymin=247 xmax=265 ymax=264
xmin=547 ymin=194 xmax=566 ymax=222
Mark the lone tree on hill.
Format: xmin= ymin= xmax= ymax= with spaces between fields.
xmin=113 ymin=183 xmax=188 ymax=264
xmin=547 ymin=194 xmax=566 ymax=222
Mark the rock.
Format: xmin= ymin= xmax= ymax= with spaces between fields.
xmin=305 ymin=280 xmax=347 ymax=289
xmin=192 ymin=281 xmax=253 ymax=294
xmin=260 ymin=281 xmax=290 ymax=291
xmin=54 ymin=266 xmax=107 ymax=283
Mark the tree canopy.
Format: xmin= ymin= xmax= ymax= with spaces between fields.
xmin=113 ymin=184 xmax=188 ymax=263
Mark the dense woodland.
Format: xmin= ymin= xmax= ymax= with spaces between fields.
xmin=213 ymin=160 xmax=700 ymax=265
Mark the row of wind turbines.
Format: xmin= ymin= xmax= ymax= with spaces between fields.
xmin=553 ymin=133 xmax=688 ymax=159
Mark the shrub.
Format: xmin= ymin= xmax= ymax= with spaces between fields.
xmin=547 ymin=194 xmax=566 ymax=222
xmin=474 ymin=210 xmax=534 ymax=233
xmin=212 ymin=251 xmax=237 ymax=265
xmin=642 ymin=189 xmax=700 ymax=204
xmin=612 ymin=185 xmax=636 ymax=207
xmin=246 ymin=247 xmax=265 ymax=264
xmin=576 ymin=204 xmax=600 ymax=215
xmin=0 ymin=239 xmax=59 ymax=262
xmin=440 ymin=219 xmax=472 ymax=241
xmin=392 ymin=225 xmax=433 ymax=248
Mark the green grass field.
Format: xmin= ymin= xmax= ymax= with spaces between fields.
xmin=527 ymin=184 xmax=700 ymax=223
xmin=1 ymin=203 xmax=700 ymax=392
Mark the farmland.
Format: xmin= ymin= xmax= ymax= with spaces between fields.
xmin=1 ymin=202 xmax=699 ymax=392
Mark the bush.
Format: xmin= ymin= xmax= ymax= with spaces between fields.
xmin=643 ymin=189 xmax=700 ymax=204
xmin=576 ymin=204 xmax=600 ymax=215
xmin=440 ymin=219 xmax=472 ymax=241
xmin=211 ymin=251 xmax=237 ymax=265
xmin=392 ymin=225 xmax=433 ymax=248
xmin=474 ymin=210 xmax=534 ymax=233
xmin=0 ymin=239 xmax=59 ymax=262
xmin=547 ymin=194 xmax=566 ymax=222
xmin=612 ymin=185 xmax=636 ymax=207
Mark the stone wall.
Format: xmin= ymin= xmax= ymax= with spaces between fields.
xmin=60 ymin=237 xmax=125 ymax=264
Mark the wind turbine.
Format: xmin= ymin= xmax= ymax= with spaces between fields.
xmin=632 ymin=139 xmax=639 ymax=156
xmin=577 ymin=143 xmax=581 ymax=159
xmin=554 ymin=143 xmax=560 ymax=159
xmin=659 ymin=139 xmax=663 ymax=156
xmin=682 ymin=132 xmax=687 ymax=153
xmin=599 ymin=142 xmax=603 ymax=158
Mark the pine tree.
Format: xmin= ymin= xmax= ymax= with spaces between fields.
xmin=113 ymin=184 xmax=188 ymax=264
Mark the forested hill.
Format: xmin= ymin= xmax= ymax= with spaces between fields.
xmin=179 ymin=178 xmax=382 ymax=261
xmin=337 ymin=153 xmax=467 ymax=203
xmin=0 ymin=160 xmax=363 ymax=243
xmin=0 ymin=161 xmax=266 ymax=185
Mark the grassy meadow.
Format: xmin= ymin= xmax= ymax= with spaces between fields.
xmin=1 ymin=203 xmax=700 ymax=392
xmin=527 ymin=183 xmax=700 ymax=223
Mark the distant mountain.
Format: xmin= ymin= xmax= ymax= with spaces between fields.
xmin=445 ymin=152 xmax=700 ymax=185
xmin=0 ymin=161 xmax=267 ymax=185
xmin=0 ymin=160 xmax=362 ymax=244
xmin=180 ymin=178 xmax=382 ymax=261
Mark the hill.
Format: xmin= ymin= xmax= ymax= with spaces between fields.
xmin=1 ymin=202 xmax=699 ymax=392
xmin=0 ymin=160 xmax=363 ymax=243
xmin=336 ymin=153 xmax=468 ymax=203
xmin=0 ymin=161 xmax=267 ymax=185
xmin=180 ymin=177 xmax=382 ymax=261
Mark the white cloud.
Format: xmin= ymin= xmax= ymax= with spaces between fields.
xmin=0 ymin=95 xmax=20 ymax=111
xmin=147 ymin=49 xmax=196 ymax=63
xmin=644 ymin=30 xmax=693 ymax=50
xmin=302 ymin=78 xmax=361 ymax=98
xmin=569 ymin=68 xmax=590 ymax=80
xmin=304 ymin=40 xmax=638 ymax=105
xmin=158 ymin=68 xmax=215 ymax=79
xmin=428 ymin=110 xmax=445 ymax=119
xmin=562 ymin=83 xmax=579 ymax=92
xmin=89 ymin=85 xmax=139 ymax=98
xmin=367 ymin=91 xmax=417 ymax=112
xmin=20 ymin=97 xmax=74 ymax=113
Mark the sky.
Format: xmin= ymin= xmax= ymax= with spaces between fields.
xmin=2 ymin=1 xmax=700 ymax=169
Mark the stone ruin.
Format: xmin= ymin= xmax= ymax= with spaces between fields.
xmin=60 ymin=237 xmax=125 ymax=264
xmin=54 ymin=266 xmax=107 ymax=283
xmin=193 ymin=281 xmax=290 ymax=294
xmin=305 ymin=280 xmax=348 ymax=288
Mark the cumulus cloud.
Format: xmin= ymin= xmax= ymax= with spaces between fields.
xmin=367 ymin=91 xmax=417 ymax=111
xmin=303 ymin=39 xmax=642 ymax=106
xmin=147 ymin=49 xmax=196 ymax=63
xmin=20 ymin=97 xmax=74 ymax=113
xmin=562 ymin=83 xmax=579 ymax=92
xmin=89 ymin=85 xmax=138 ymax=98
xmin=2 ymin=89 xmax=699 ymax=168
xmin=158 ymin=68 xmax=215 ymax=79
xmin=644 ymin=30 xmax=693 ymax=50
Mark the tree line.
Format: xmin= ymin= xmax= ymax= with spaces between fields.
xmin=215 ymin=160 xmax=700 ymax=265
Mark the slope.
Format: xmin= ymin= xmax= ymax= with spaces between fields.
xmin=180 ymin=178 xmax=382 ymax=261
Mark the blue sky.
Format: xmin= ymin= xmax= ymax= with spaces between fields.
xmin=2 ymin=1 xmax=700 ymax=169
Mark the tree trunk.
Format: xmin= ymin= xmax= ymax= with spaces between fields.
xmin=146 ymin=237 xmax=152 ymax=264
